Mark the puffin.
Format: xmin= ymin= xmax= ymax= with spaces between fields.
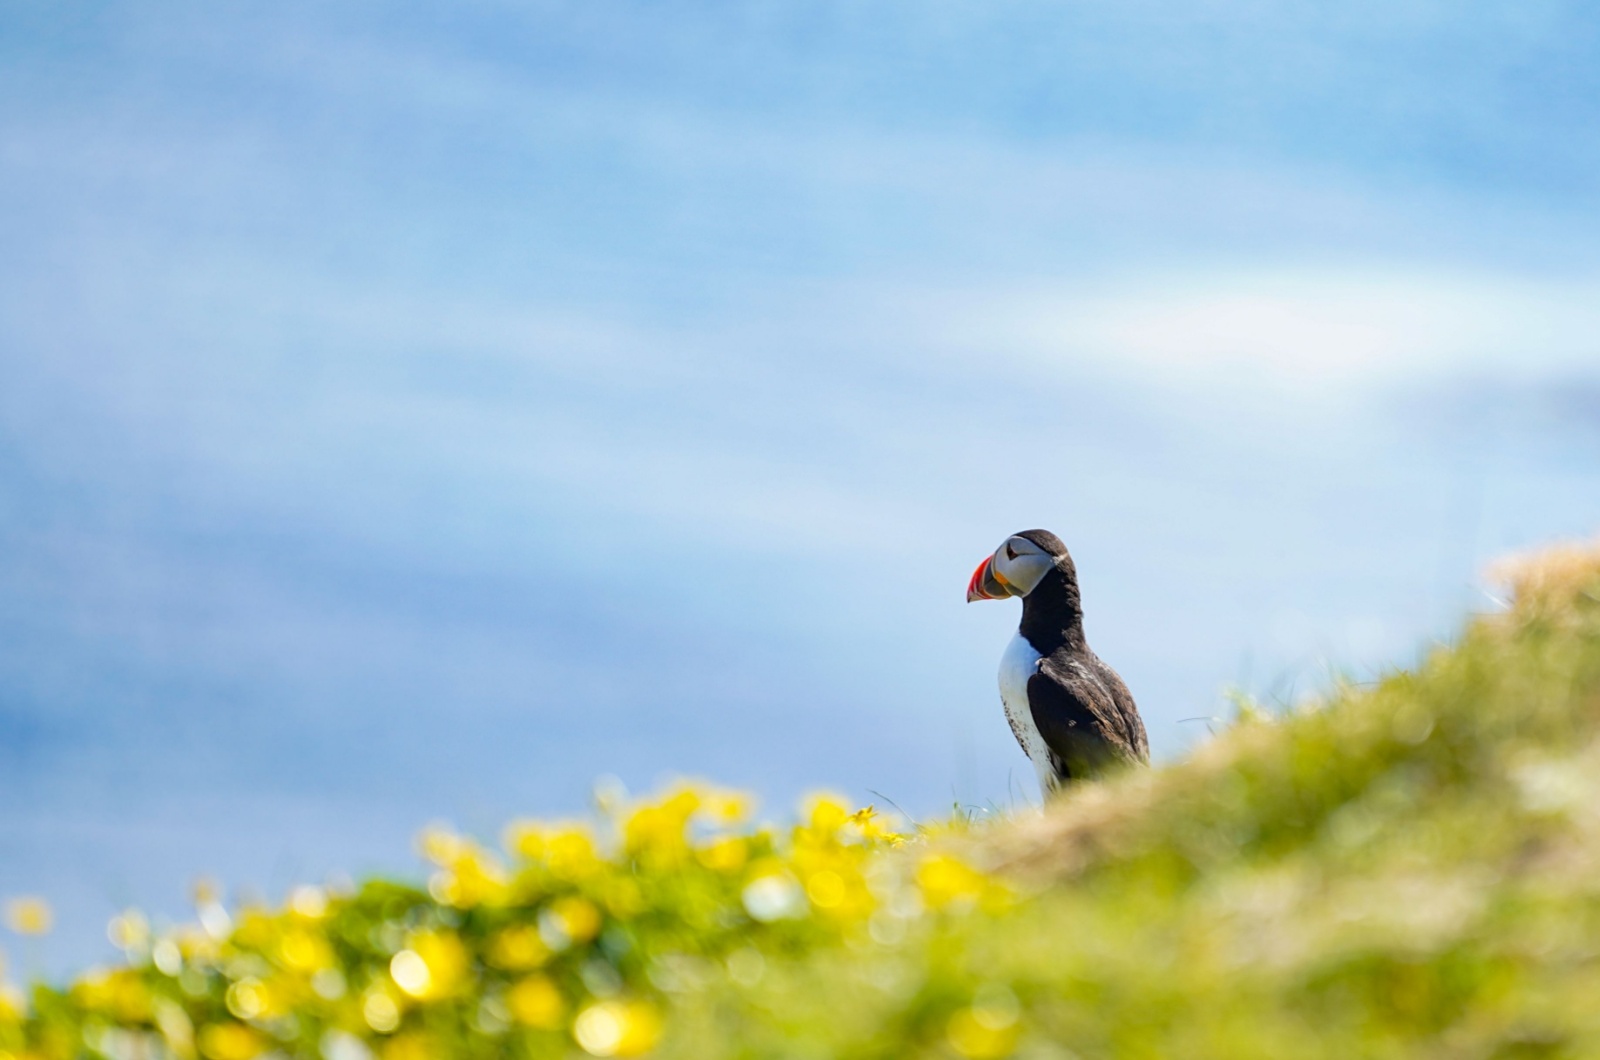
xmin=966 ymin=529 xmax=1148 ymax=794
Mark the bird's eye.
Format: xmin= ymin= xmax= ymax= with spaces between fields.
xmin=1005 ymin=545 xmax=1017 ymax=560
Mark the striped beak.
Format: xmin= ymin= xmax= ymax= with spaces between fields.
xmin=966 ymin=555 xmax=1014 ymax=602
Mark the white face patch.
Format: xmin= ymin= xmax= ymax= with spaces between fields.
xmin=991 ymin=536 xmax=1054 ymax=598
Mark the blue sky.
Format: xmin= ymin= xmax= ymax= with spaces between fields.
xmin=2 ymin=1 xmax=1599 ymax=969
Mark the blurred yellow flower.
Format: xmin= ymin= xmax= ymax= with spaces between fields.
xmin=278 ymin=927 xmax=334 ymax=972
xmin=947 ymin=984 xmax=1022 ymax=1058
xmin=573 ymin=999 xmax=662 ymax=1057
xmin=417 ymin=827 xmax=509 ymax=908
xmin=0 ymin=983 xmax=25 ymax=1022
xmin=175 ymin=925 xmax=219 ymax=963
xmin=947 ymin=1004 xmax=1020 ymax=1059
xmin=4 ymin=898 xmax=51 ymax=936
xmin=106 ymin=910 xmax=149 ymax=951
xmin=391 ymin=931 xmax=469 ymax=1001
xmin=547 ymin=827 xmax=601 ymax=880
xmin=429 ymin=849 xmax=509 ymax=909
xmin=197 ymin=1023 xmax=264 ymax=1060
xmin=805 ymin=794 xmax=851 ymax=835
xmin=697 ymin=835 xmax=749 ymax=873
xmin=380 ymin=1032 xmax=434 ymax=1060
xmin=662 ymin=784 xmax=702 ymax=816
xmin=487 ymin=924 xmax=549 ymax=970
xmin=228 ymin=910 xmax=274 ymax=951
xmin=623 ymin=804 xmax=690 ymax=866
xmin=73 ymin=968 xmax=151 ymax=1022
xmin=505 ymin=974 xmax=565 ymax=1029
xmin=0 ymin=777 xmax=1020 ymax=1060
xmin=287 ymin=885 xmax=328 ymax=919
xmin=848 ymin=805 xmax=905 ymax=843
xmin=503 ymin=820 xmax=547 ymax=861
xmin=706 ymin=789 xmax=754 ymax=823
xmin=916 ymin=854 xmax=991 ymax=910
xmin=362 ymin=989 xmax=402 ymax=1034
xmin=542 ymin=896 xmax=602 ymax=949
xmin=224 ymin=978 xmax=275 ymax=1021
xmin=416 ymin=825 xmax=467 ymax=866
xmin=805 ymin=869 xmax=848 ymax=909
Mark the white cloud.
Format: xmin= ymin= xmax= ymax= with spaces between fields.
xmin=924 ymin=267 xmax=1600 ymax=388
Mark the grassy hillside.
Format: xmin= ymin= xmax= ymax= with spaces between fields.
xmin=4 ymin=541 xmax=1599 ymax=1060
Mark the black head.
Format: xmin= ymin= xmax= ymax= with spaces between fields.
xmin=966 ymin=529 xmax=1078 ymax=602
xmin=966 ymin=528 xmax=1086 ymax=649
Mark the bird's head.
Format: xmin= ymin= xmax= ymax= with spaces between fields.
xmin=966 ymin=529 xmax=1071 ymax=602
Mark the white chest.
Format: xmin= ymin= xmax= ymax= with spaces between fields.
xmin=997 ymin=633 xmax=1055 ymax=793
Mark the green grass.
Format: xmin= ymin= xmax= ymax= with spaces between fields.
xmin=666 ymin=543 xmax=1600 ymax=1059
xmin=4 ymin=542 xmax=1599 ymax=1060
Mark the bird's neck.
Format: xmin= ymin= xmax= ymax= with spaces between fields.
xmin=1018 ymin=567 xmax=1085 ymax=655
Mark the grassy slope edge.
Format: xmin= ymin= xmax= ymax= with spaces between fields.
xmin=4 ymin=541 xmax=1599 ymax=1060
xmin=674 ymin=541 xmax=1600 ymax=1059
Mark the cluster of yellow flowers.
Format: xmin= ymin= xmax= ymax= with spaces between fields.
xmin=0 ymin=782 xmax=1006 ymax=1060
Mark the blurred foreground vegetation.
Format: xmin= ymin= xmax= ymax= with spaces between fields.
xmin=4 ymin=541 xmax=1600 ymax=1059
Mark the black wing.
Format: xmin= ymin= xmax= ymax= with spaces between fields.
xmin=1087 ymin=649 xmax=1149 ymax=761
xmin=1027 ymin=652 xmax=1148 ymax=783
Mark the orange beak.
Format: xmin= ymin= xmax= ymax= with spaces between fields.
xmin=966 ymin=555 xmax=1012 ymax=602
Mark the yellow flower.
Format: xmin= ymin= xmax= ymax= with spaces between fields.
xmin=362 ymin=989 xmax=402 ymax=1034
xmin=947 ymin=985 xmax=1022 ymax=1059
xmin=503 ymin=820 xmax=547 ymax=861
xmin=487 ymin=924 xmax=549 ymax=970
xmin=0 ymin=983 xmax=26 ymax=1022
xmin=623 ymin=806 xmax=685 ymax=866
xmin=697 ymin=836 xmax=749 ymax=874
xmin=224 ymin=977 xmax=284 ymax=1021
xmin=915 ymin=854 xmax=991 ymax=910
xmin=4 ymin=898 xmax=51 ymax=936
xmin=946 ymin=1006 xmax=1019 ymax=1059
xmin=429 ymin=847 xmax=509 ymax=909
xmin=848 ymin=805 xmax=905 ymax=843
xmin=804 ymin=870 xmax=847 ymax=909
xmin=573 ymin=999 xmax=662 ymax=1057
xmin=390 ymin=931 xmax=469 ymax=1001
xmin=547 ymin=827 xmax=601 ymax=880
xmin=106 ymin=909 xmax=149 ymax=951
xmin=287 ymin=885 xmax=329 ymax=919
xmin=175 ymin=925 xmax=220 ymax=963
xmin=73 ymin=968 xmax=151 ymax=1022
xmin=543 ymin=896 xmax=602 ymax=948
xmin=704 ymin=788 xmax=754 ymax=824
xmin=804 ymin=794 xmax=851 ymax=835
xmin=278 ymin=928 xmax=334 ymax=973
xmin=229 ymin=910 xmax=275 ymax=950
xmin=649 ymin=784 xmax=703 ymax=828
xmin=416 ymin=825 xmax=467 ymax=866
xmin=505 ymin=974 xmax=565 ymax=1029
xmin=197 ymin=1023 xmax=265 ymax=1060
xmin=630 ymin=787 xmax=710 ymax=860
xmin=381 ymin=1032 xmax=436 ymax=1060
